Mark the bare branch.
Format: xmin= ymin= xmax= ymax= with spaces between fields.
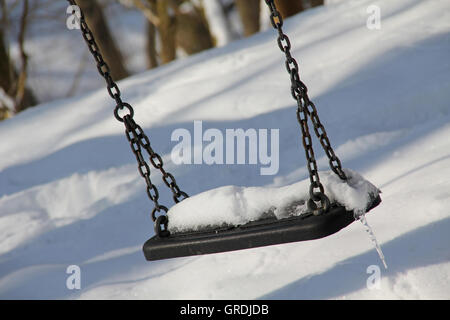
xmin=129 ymin=0 xmax=160 ymax=26
xmin=65 ymin=50 xmax=89 ymax=98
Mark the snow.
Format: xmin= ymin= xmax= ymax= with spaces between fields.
xmin=168 ymin=169 xmax=380 ymax=232
xmin=0 ymin=0 xmax=450 ymax=299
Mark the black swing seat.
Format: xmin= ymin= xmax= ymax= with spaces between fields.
xmin=143 ymin=194 xmax=381 ymax=261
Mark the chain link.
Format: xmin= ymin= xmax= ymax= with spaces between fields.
xmin=264 ymin=0 xmax=347 ymax=214
xmin=67 ymin=0 xmax=188 ymax=236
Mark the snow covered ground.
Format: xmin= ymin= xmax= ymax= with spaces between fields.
xmin=1 ymin=0 xmax=450 ymax=299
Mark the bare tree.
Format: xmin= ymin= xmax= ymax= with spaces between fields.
xmin=235 ymin=0 xmax=260 ymax=37
xmin=0 ymin=0 xmax=37 ymax=119
xmin=76 ymin=0 xmax=129 ymax=81
xmin=128 ymin=0 xmax=213 ymax=66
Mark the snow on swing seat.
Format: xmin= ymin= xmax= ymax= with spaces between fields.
xmin=168 ymin=169 xmax=380 ymax=232
xmin=143 ymin=169 xmax=381 ymax=261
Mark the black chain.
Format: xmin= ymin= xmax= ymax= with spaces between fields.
xmin=67 ymin=0 xmax=188 ymax=236
xmin=124 ymin=115 xmax=189 ymax=204
xmin=265 ymin=0 xmax=346 ymax=214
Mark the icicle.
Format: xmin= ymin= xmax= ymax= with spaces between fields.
xmin=355 ymin=211 xmax=388 ymax=269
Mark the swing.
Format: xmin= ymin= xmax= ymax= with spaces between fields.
xmin=68 ymin=0 xmax=381 ymax=261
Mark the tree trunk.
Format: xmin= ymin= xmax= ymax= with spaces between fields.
xmin=145 ymin=0 xmax=158 ymax=69
xmin=309 ymin=0 xmax=324 ymax=8
xmin=0 ymin=32 xmax=36 ymax=115
xmin=273 ymin=0 xmax=304 ymax=18
xmin=146 ymin=20 xmax=158 ymax=69
xmin=235 ymin=0 xmax=260 ymax=37
xmin=156 ymin=0 xmax=176 ymax=64
xmin=175 ymin=7 xmax=214 ymax=55
xmin=76 ymin=0 xmax=129 ymax=81
xmin=0 ymin=29 xmax=13 ymax=95
xmin=0 ymin=30 xmax=14 ymax=120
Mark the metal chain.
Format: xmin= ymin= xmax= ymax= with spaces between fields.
xmin=124 ymin=115 xmax=189 ymax=204
xmin=67 ymin=0 xmax=188 ymax=236
xmin=264 ymin=0 xmax=347 ymax=214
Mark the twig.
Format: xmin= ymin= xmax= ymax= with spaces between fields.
xmin=66 ymin=49 xmax=89 ymax=98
